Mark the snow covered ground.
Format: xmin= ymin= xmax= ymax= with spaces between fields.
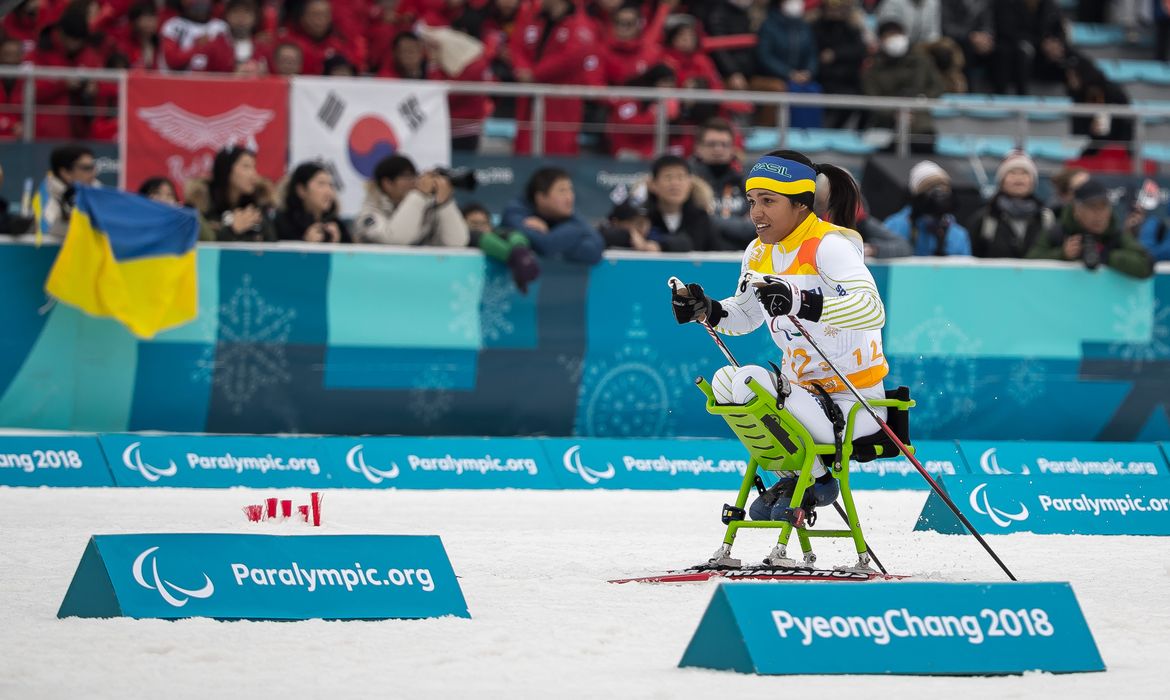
xmin=0 ymin=487 xmax=1167 ymax=699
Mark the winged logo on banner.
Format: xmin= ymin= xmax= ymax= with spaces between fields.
xmin=136 ymin=103 xmax=275 ymax=151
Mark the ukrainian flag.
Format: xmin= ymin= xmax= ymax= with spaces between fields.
xmin=45 ymin=186 xmax=199 ymax=339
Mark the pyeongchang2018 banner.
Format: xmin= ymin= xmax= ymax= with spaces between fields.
xmin=289 ymin=76 xmax=451 ymax=217
xmin=123 ymin=74 xmax=289 ymax=197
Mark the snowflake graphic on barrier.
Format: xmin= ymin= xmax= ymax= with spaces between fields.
xmin=478 ymin=270 xmax=516 ymax=343
xmin=577 ymin=304 xmax=700 ymax=437
xmin=1006 ymin=358 xmax=1047 ymax=406
xmin=1109 ymin=296 xmax=1170 ymax=365
xmin=408 ymin=366 xmax=457 ymax=427
xmin=899 ymin=308 xmax=979 ymax=426
xmin=446 ymin=277 xmax=481 ymax=343
xmin=193 ymin=274 xmax=296 ymax=415
xmin=446 ymin=268 xmax=518 ymax=343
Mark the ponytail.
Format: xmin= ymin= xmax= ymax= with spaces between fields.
xmin=814 ymin=163 xmax=860 ymax=230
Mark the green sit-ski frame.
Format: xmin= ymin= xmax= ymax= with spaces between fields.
xmin=696 ymin=375 xmax=915 ymax=569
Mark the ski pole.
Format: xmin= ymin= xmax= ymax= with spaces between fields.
xmin=786 ymin=315 xmax=1017 ymax=581
xmin=671 ymin=277 xmax=888 ymax=572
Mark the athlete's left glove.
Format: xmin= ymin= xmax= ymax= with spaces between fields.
xmin=669 ymin=277 xmax=726 ymax=326
xmin=751 ymin=274 xmax=823 ymax=322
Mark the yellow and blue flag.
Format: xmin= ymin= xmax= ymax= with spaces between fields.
xmin=45 ymin=186 xmax=199 ymax=339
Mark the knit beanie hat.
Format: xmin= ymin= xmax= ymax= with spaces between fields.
xmin=908 ymin=160 xmax=949 ymax=195
xmin=995 ymin=151 xmax=1038 ymax=189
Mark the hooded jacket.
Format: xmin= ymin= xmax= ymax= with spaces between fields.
xmin=353 ymin=182 xmax=469 ymax=247
xmin=966 ymin=193 xmax=1056 ymax=259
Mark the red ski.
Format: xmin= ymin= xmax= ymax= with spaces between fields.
xmin=609 ymin=566 xmax=908 ymax=584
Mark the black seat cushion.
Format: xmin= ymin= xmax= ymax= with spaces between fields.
xmin=850 ymin=386 xmax=911 ymax=463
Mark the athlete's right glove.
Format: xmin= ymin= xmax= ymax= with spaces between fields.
xmin=668 ymin=277 xmax=725 ymax=326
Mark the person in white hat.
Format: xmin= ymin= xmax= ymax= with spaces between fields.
xmin=964 ymin=152 xmax=1056 ymax=259
xmin=882 ymin=160 xmax=971 ymax=256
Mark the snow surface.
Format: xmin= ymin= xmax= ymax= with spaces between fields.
xmin=0 ymin=487 xmax=1167 ymax=699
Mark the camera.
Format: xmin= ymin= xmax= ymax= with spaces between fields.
xmin=435 ymin=167 xmax=477 ymax=191
xmin=1082 ymin=238 xmax=1101 ymax=270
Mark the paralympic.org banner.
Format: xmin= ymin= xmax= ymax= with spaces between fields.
xmin=916 ymin=475 xmax=1170 ymax=535
xmin=100 ymin=434 xmax=557 ymax=489
xmin=960 ymin=440 xmax=1166 ymax=478
xmin=679 ymin=582 xmax=1104 ymax=675
xmin=0 ymin=435 xmax=112 ymax=487
xmin=544 ymin=438 xmax=750 ymax=489
xmin=58 ymin=534 xmax=468 ymax=620
xmin=847 ymin=440 xmax=968 ymax=490
xmin=289 ymin=77 xmax=451 ymax=217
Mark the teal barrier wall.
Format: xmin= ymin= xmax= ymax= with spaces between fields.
xmin=0 ymin=243 xmax=1165 ymax=440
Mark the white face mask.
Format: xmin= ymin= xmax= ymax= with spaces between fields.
xmin=882 ymin=34 xmax=909 ymax=57
xmin=782 ymin=0 xmax=805 ymax=18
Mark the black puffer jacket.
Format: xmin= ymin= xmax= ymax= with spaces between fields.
xmin=966 ymin=194 xmax=1055 ymax=259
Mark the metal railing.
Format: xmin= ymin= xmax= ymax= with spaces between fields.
xmin=2 ymin=65 xmax=1168 ymax=174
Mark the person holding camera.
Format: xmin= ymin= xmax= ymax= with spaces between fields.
xmin=1027 ymin=179 xmax=1154 ymax=279
xmin=185 ymin=146 xmax=277 ymax=243
xmin=275 ymin=162 xmax=350 ymax=244
xmin=883 ymin=160 xmax=971 ymax=256
xmin=353 ymin=155 xmax=470 ymax=247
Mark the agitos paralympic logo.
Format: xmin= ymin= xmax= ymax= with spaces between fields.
xmin=562 ymin=445 xmax=615 ymax=485
xmin=969 ymin=483 xmax=1030 ymax=528
xmin=122 ymin=442 xmax=177 ymax=482
xmin=345 ymin=445 xmax=400 ymax=484
xmin=132 ymin=547 xmax=215 ymax=607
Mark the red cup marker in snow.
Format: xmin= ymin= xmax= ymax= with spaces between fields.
xmin=281 ymin=499 xmax=292 ymax=518
xmin=310 ymin=491 xmax=322 ymax=527
xmin=266 ymin=497 xmax=278 ymax=519
xmin=297 ymin=505 xmax=309 ymax=522
xmin=243 ymin=505 xmax=264 ymax=522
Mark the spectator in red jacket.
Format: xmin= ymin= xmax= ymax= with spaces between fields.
xmin=380 ymin=29 xmax=496 ymax=151
xmin=511 ymin=0 xmax=597 ymax=155
xmin=0 ymin=37 xmax=26 ymax=139
xmin=30 ymin=2 xmax=108 ymax=139
xmin=664 ymin=17 xmax=724 ymax=91
xmin=378 ymin=31 xmax=426 ymax=78
xmin=111 ymin=1 xmax=161 ymax=70
xmin=3 ymin=0 xmax=67 ymax=57
xmin=367 ymin=0 xmax=415 ymax=72
xmin=269 ymin=40 xmax=304 ymax=75
xmin=602 ymin=1 xmax=670 ymax=86
xmin=160 ymin=0 xmax=235 ymax=72
xmin=89 ymin=51 xmax=126 ymax=141
xmin=606 ymin=63 xmax=679 ymax=159
xmin=223 ymin=0 xmax=270 ymax=71
xmin=278 ymin=0 xmax=360 ymax=75
xmin=584 ymin=0 xmax=625 ymax=39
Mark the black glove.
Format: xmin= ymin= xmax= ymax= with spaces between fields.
xmin=753 ymin=276 xmax=824 ymax=322
xmin=670 ymin=279 xmax=725 ymax=325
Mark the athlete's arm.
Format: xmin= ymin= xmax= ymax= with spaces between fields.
xmin=714 ymin=253 xmax=766 ymax=336
xmin=814 ymin=233 xmax=886 ymax=330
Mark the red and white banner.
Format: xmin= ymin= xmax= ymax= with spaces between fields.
xmin=122 ymin=73 xmax=289 ymax=197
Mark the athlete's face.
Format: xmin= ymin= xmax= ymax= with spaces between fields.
xmin=747 ymin=188 xmax=807 ymax=244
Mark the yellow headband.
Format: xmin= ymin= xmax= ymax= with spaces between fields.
xmin=745 ymin=176 xmax=816 ymax=196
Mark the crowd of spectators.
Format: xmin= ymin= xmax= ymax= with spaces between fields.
xmin=21 ymin=125 xmax=1163 ymax=294
xmin=0 ymin=0 xmax=1163 ymax=156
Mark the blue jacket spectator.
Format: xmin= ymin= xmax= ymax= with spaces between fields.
xmin=755 ymin=2 xmax=818 ymax=82
xmin=1138 ymin=207 xmax=1170 ymax=262
xmin=883 ymin=160 xmax=972 ymax=256
xmin=501 ymin=167 xmax=604 ymax=264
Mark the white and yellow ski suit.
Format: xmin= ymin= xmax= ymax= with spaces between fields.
xmin=710 ymin=213 xmax=888 ymax=477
